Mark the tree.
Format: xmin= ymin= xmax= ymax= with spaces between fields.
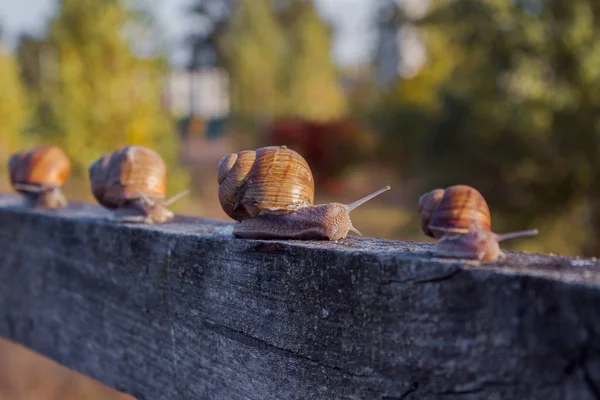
xmin=16 ymin=35 xmax=49 ymax=99
xmin=0 ymin=44 xmax=27 ymax=155
xmin=369 ymin=0 xmax=458 ymax=173
xmin=219 ymin=0 xmax=286 ymax=119
xmin=282 ymin=1 xmax=347 ymax=121
xmin=191 ymin=0 xmax=348 ymax=122
xmin=187 ymin=0 xmax=236 ymax=69
xmin=31 ymin=0 xmax=177 ymax=179
xmin=411 ymin=0 xmax=600 ymax=255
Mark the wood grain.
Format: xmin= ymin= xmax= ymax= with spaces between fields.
xmin=1 ymin=193 xmax=600 ymax=399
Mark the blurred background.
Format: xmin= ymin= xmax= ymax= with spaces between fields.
xmin=0 ymin=0 xmax=599 ymax=256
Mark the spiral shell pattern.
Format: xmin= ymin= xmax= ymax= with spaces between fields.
xmin=9 ymin=145 xmax=71 ymax=191
xmin=89 ymin=145 xmax=167 ymax=209
xmin=218 ymin=146 xmax=315 ymax=221
xmin=419 ymin=185 xmax=491 ymax=239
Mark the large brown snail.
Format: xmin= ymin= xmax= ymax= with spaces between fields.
xmin=419 ymin=185 xmax=538 ymax=261
xmin=89 ymin=145 xmax=189 ymax=224
xmin=218 ymin=145 xmax=391 ymax=240
xmin=9 ymin=145 xmax=71 ymax=208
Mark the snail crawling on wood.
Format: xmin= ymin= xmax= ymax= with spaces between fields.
xmin=89 ymin=145 xmax=189 ymax=224
xmin=418 ymin=185 xmax=538 ymax=261
xmin=218 ymin=145 xmax=391 ymax=240
xmin=9 ymin=145 xmax=71 ymax=208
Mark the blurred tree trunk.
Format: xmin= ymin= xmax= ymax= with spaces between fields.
xmin=219 ymin=0 xmax=286 ymax=120
xmin=0 ymin=45 xmax=27 ymax=155
xmin=282 ymin=0 xmax=347 ymax=121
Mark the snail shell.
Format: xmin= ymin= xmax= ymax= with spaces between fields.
xmin=218 ymin=146 xmax=314 ymax=220
xmin=419 ymin=185 xmax=491 ymax=239
xmin=89 ymin=145 xmax=174 ymax=223
xmin=89 ymin=145 xmax=167 ymax=208
xmin=8 ymin=145 xmax=71 ymax=208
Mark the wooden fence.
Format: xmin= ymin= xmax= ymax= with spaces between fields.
xmin=1 ymin=193 xmax=599 ymax=399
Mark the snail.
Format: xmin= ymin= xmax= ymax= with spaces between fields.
xmin=419 ymin=185 xmax=538 ymax=261
xmin=434 ymin=228 xmax=539 ymax=261
xmin=218 ymin=145 xmax=391 ymax=240
xmin=89 ymin=145 xmax=189 ymax=224
xmin=8 ymin=145 xmax=71 ymax=208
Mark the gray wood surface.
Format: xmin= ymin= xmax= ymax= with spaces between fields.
xmin=1 ymin=193 xmax=600 ymax=400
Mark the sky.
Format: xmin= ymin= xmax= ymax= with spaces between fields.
xmin=1 ymin=0 xmax=378 ymax=67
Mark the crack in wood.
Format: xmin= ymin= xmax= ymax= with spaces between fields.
xmin=202 ymin=319 xmax=372 ymax=380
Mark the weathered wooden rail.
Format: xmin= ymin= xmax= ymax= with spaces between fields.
xmin=1 ymin=193 xmax=600 ymax=399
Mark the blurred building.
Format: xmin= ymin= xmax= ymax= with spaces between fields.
xmin=374 ymin=0 xmax=400 ymax=86
xmin=163 ymin=68 xmax=230 ymax=119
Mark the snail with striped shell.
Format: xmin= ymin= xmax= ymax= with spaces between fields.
xmin=218 ymin=146 xmax=391 ymax=240
xmin=9 ymin=145 xmax=71 ymax=208
xmin=89 ymin=145 xmax=189 ymax=224
xmin=418 ymin=185 xmax=538 ymax=261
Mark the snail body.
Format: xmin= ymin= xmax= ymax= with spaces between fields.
xmin=8 ymin=145 xmax=71 ymax=208
xmin=419 ymin=184 xmax=538 ymax=261
xmin=232 ymin=203 xmax=350 ymax=240
xmin=89 ymin=145 xmax=188 ymax=224
xmin=233 ymin=188 xmax=390 ymax=240
xmin=434 ymin=229 xmax=539 ymax=261
xmin=218 ymin=146 xmax=391 ymax=240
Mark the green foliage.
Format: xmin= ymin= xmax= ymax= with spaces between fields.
xmin=39 ymin=0 xmax=168 ymax=167
xmin=376 ymin=0 xmax=600 ymax=255
xmin=219 ymin=0 xmax=346 ymax=121
xmin=0 ymin=46 xmax=28 ymax=155
xmin=220 ymin=0 xmax=286 ymax=119
xmin=16 ymin=35 xmax=48 ymax=103
xmin=5 ymin=0 xmax=189 ymax=203
xmin=370 ymin=9 xmax=458 ymax=175
xmin=283 ymin=1 xmax=347 ymax=121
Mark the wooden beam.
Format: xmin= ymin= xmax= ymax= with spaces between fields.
xmin=1 ymin=193 xmax=600 ymax=399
